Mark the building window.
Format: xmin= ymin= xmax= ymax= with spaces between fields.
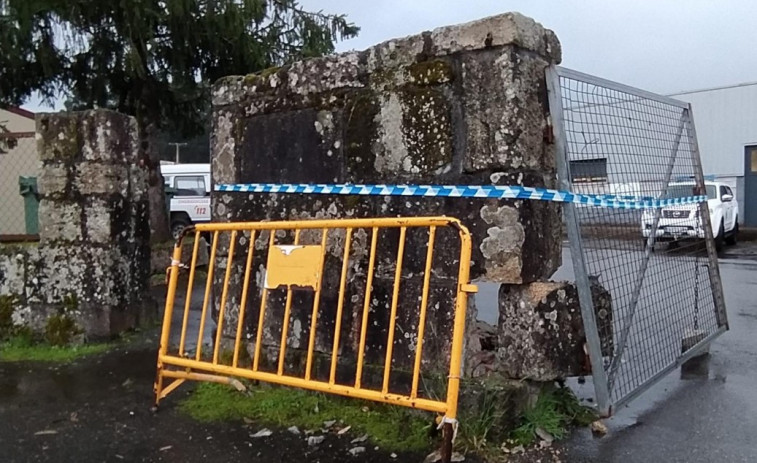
xmin=570 ymin=158 xmax=608 ymax=183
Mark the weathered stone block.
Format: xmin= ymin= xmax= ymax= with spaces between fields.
xmin=76 ymin=163 xmax=129 ymax=196
xmin=36 ymin=110 xmax=138 ymax=164
xmin=39 ymin=201 xmax=83 ymax=243
xmin=495 ymin=281 xmax=613 ymax=380
xmin=461 ymin=48 xmax=554 ymax=172
xmin=0 ymin=249 xmax=28 ymax=296
xmin=37 ymin=163 xmax=70 ymax=198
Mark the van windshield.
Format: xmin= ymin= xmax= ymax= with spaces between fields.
xmin=663 ymin=184 xmax=716 ymax=200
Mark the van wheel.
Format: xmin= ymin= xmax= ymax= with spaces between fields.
xmin=171 ymin=219 xmax=191 ymax=240
xmin=725 ymin=222 xmax=738 ymax=246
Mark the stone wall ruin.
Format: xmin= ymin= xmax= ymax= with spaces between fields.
xmin=0 ymin=110 xmax=154 ymax=340
xmin=209 ymin=13 xmax=609 ymax=381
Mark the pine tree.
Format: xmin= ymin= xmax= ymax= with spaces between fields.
xmin=0 ymin=0 xmax=358 ymax=240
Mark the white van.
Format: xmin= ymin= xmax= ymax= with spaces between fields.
xmin=160 ymin=163 xmax=211 ymax=238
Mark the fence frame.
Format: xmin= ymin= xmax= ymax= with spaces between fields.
xmin=546 ymin=65 xmax=729 ymax=416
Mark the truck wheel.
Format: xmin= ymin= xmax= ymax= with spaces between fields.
xmin=715 ymin=221 xmax=725 ymax=252
xmin=725 ymin=222 xmax=738 ymax=246
xmin=171 ymin=219 xmax=191 ymax=240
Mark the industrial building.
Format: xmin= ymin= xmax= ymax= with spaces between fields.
xmin=672 ymin=82 xmax=757 ymax=226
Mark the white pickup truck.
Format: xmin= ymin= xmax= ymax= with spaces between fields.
xmin=161 ymin=163 xmax=211 ymax=238
xmin=641 ymin=180 xmax=739 ymax=250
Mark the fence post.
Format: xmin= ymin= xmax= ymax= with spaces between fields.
xmin=684 ymin=107 xmax=729 ymax=329
xmin=545 ymin=65 xmax=612 ymax=416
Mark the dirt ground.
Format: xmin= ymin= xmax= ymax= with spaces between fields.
xmin=0 ymin=331 xmax=482 ymax=463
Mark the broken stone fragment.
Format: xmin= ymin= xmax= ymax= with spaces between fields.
xmin=495 ymin=280 xmax=613 ymax=380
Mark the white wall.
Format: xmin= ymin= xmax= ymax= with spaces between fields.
xmin=672 ymin=83 xmax=757 ymax=177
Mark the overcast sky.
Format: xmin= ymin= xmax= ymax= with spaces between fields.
xmin=23 ymin=1 xmax=757 ymax=111
xmin=301 ymin=0 xmax=757 ymax=94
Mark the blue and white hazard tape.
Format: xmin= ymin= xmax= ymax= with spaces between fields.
xmin=214 ymin=183 xmax=706 ymax=210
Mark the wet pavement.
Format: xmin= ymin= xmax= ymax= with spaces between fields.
xmin=561 ymin=249 xmax=757 ymax=462
xmin=476 ymin=241 xmax=757 ymax=462
xmin=1 ymin=242 xmax=756 ymax=462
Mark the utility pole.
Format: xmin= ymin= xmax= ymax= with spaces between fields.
xmin=168 ymin=142 xmax=188 ymax=163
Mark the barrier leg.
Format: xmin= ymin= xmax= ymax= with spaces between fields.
xmin=440 ymin=422 xmax=454 ymax=463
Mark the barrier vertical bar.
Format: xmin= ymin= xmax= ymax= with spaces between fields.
xmin=253 ymin=230 xmax=277 ymax=371
xmin=214 ymin=230 xmax=238 ymax=363
xmin=233 ymin=230 xmax=256 ymax=368
xmin=179 ymin=231 xmax=201 ymax=357
xmin=196 ymin=231 xmax=219 ymax=361
xmin=304 ymin=229 xmax=328 ymax=380
xmin=382 ymin=227 xmax=407 ymax=394
xmin=155 ymin=243 xmax=183 ymax=403
xmin=411 ymin=226 xmax=436 ymax=399
xmin=685 ymin=107 xmax=728 ymax=328
xmin=355 ymin=227 xmax=379 ymax=389
xmin=278 ymin=230 xmax=301 ymax=375
xmin=328 ymin=228 xmax=353 ymax=384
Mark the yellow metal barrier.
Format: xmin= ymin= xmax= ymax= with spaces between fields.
xmin=154 ymin=217 xmax=476 ymax=456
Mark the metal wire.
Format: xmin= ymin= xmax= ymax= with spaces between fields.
xmin=554 ymin=67 xmax=728 ymax=407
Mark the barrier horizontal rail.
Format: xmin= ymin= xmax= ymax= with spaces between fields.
xmin=215 ymin=182 xmax=707 ymax=209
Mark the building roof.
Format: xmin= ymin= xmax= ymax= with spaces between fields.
xmin=2 ymin=107 xmax=35 ymax=120
xmin=669 ymin=81 xmax=757 ymax=97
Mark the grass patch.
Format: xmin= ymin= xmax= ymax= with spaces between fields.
xmin=181 ymin=382 xmax=433 ymax=452
xmin=0 ymin=335 xmax=111 ymax=362
xmin=510 ymin=385 xmax=597 ymax=446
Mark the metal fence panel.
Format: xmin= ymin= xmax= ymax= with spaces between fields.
xmin=155 ymin=217 xmax=476 ymax=417
xmin=547 ymin=66 xmax=728 ymax=415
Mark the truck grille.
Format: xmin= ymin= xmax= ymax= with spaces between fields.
xmin=663 ymin=210 xmax=689 ymax=219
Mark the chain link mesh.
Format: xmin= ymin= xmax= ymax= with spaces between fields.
xmin=0 ymin=133 xmax=39 ymax=239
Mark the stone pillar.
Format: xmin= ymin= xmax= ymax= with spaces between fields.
xmin=210 ymin=13 xmax=569 ymax=376
xmin=29 ymin=110 xmax=153 ymax=338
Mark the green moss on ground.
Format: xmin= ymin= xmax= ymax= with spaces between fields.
xmin=181 ymin=382 xmax=433 ymax=452
xmin=510 ymin=385 xmax=597 ymax=447
xmin=0 ymin=336 xmax=111 ymax=362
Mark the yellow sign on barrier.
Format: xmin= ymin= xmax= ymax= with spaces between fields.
xmin=154 ymin=217 xmax=476 ymax=456
xmin=265 ymin=245 xmax=324 ymax=290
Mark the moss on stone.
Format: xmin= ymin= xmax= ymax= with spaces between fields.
xmin=43 ymin=293 xmax=82 ymax=346
xmin=242 ymin=66 xmax=282 ymax=88
xmin=44 ymin=313 xmax=81 ymax=347
xmin=40 ymin=116 xmax=81 ymax=161
xmin=0 ymin=295 xmax=17 ymax=341
xmin=259 ymin=66 xmax=281 ymax=79
xmin=407 ymin=59 xmax=454 ymax=85
xmin=63 ymin=293 xmax=79 ymax=312
xmin=343 ymin=195 xmax=361 ymax=209
xmin=0 ymin=241 xmax=39 ymax=256
xmin=368 ymin=68 xmax=398 ymax=90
